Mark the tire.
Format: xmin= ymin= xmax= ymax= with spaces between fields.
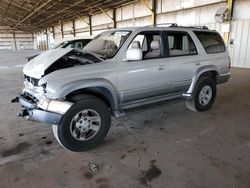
xmin=54 ymin=95 xmax=111 ymax=152
xmin=52 ymin=124 xmax=65 ymax=148
xmin=186 ymin=76 xmax=216 ymax=112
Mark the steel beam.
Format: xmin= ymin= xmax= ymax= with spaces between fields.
xmin=12 ymin=0 xmax=54 ymax=30
xmin=141 ymin=0 xmax=156 ymax=26
xmin=77 ymin=16 xmax=90 ymax=25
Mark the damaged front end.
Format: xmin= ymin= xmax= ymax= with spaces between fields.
xmin=11 ymin=82 xmax=73 ymax=125
xmin=11 ymin=94 xmax=65 ymax=125
xmin=11 ymin=48 xmax=103 ymax=125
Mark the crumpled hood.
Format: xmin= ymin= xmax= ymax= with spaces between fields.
xmin=23 ymin=48 xmax=73 ymax=79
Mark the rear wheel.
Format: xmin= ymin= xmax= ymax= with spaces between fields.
xmin=53 ymin=95 xmax=111 ymax=152
xmin=186 ymin=76 xmax=216 ymax=112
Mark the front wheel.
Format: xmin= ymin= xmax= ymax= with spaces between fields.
xmin=186 ymin=77 xmax=216 ymax=112
xmin=53 ymin=96 xmax=111 ymax=152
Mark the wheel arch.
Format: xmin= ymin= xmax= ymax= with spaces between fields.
xmin=55 ymin=78 xmax=119 ymax=114
xmin=186 ymin=66 xmax=219 ymax=96
xmin=65 ymin=86 xmax=117 ymax=112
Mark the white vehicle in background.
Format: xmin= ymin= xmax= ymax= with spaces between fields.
xmin=27 ymin=38 xmax=92 ymax=61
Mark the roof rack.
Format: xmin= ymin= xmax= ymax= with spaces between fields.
xmin=147 ymin=23 xmax=209 ymax=30
xmin=156 ymin=23 xmax=178 ymax=27
xmin=147 ymin=23 xmax=178 ymax=27
xmin=169 ymin=24 xmax=209 ymax=30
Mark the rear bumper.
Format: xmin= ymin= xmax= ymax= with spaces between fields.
xmin=11 ymin=94 xmax=63 ymax=125
xmin=217 ymin=73 xmax=230 ymax=84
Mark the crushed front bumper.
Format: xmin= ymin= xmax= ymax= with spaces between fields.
xmin=11 ymin=94 xmax=63 ymax=125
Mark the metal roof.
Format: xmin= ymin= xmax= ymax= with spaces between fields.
xmin=0 ymin=0 xmax=137 ymax=32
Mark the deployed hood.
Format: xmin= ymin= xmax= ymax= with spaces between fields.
xmin=23 ymin=48 xmax=102 ymax=79
xmin=23 ymin=48 xmax=73 ymax=79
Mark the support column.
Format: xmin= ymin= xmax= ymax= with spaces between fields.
xmin=45 ymin=29 xmax=49 ymax=50
xmin=52 ymin=26 xmax=55 ymax=39
xmin=13 ymin=31 xmax=17 ymax=50
xmin=113 ymin=8 xmax=116 ymax=28
xmin=224 ymin=0 xmax=235 ymax=45
xmin=141 ymin=0 xmax=156 ymax=26
xmin=89 ymin=15 xmax=92 ymax=36
xmin=152 ymin=0 xmax=156 ymax=27
xmin=61 ymin=24 xmax=64 ymax=38
xmin=72 ymin=20 xmax=76 ymax=37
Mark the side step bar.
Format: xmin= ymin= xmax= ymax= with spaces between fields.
xmin=114 ymin=97 xmax=185 ymax=117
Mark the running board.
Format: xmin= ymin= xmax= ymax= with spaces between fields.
xmin=114 ymin=97 xmax=185 ymax=117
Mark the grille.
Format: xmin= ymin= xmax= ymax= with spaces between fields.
xmin=24 ymin=74 xmax=39 ymax=86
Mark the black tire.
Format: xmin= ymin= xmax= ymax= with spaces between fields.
xmin=56 ymin=95 xmax=111 ymax=152
xmin=186 ymin=76 xmax=216 ymax=112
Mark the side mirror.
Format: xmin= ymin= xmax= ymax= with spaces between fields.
xmin=125 ymin=48 xmax=142 ymax=61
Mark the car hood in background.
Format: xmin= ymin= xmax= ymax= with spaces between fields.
xmin=23 ymin=48 xmax=73 ymax=79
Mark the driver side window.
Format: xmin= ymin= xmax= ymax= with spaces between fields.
xmin=128 ymin=32 xmax=162 ymax=59
xmin=128 ymin=34 xmax=148 ymax=52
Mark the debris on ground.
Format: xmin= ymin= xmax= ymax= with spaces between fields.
xmin=88 ymin=162 xmax=99 ymax=173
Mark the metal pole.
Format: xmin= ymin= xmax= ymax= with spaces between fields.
xmin=61 ymin=24 xmax=64 ymax=38
xmin=89 ymin=15 xmax=92 ymax=36
xmin=113 ymin=8 xmax=117 ymax=28
xmin=72 ymin=20 xmax=76 ymax=37
xmin=13 ymin=30 xmax=17 ymax=50
xmin=224 ymin=0 xmax=235 ymax=45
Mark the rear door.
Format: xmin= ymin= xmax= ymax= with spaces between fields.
xmin=164 ymin=31 xmax=199 ymax=93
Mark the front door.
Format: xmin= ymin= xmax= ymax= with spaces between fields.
xmin=117 ymin=31 xmax=170 ymax=104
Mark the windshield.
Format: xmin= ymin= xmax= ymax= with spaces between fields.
xmin=83 ymin=30 xmax=131 ymax=59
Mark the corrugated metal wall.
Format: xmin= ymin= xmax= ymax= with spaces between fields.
xmin=228 ymin=19 xmax=250 ymax=68
xmin=36 ymin=0 xmax=250 ymax=68
xmin=0 ymin=27 xmax=35 ymax=50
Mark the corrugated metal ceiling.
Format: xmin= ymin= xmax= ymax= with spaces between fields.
xmin=0 ymin=0 xmax=137 ymax=32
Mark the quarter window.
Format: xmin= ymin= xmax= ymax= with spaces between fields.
xmin=194 ymin=31 xmax=225 ymax=54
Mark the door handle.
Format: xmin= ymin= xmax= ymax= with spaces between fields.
xmin=158 ymin=65 xmax=166 ymax=70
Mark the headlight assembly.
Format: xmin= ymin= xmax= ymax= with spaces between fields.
xmin=38 ymin=97 xmax=73 ymax=114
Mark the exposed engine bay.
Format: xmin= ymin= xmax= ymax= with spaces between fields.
xmin=23 ymin=49 xmax=103 ymax=86
xmin=44 ymin=50 xmax=102 ymax=75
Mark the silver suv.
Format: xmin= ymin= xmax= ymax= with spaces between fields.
xmin=12 ymin=25 xmax=230 ymax=152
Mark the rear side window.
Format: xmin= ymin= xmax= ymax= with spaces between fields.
xmin=194 ymin=31 xmax=225 ymax=54
xmin=166 ymin=32 xmax=197 ymax=57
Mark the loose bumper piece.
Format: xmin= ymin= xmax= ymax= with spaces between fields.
xmin=11 ymin=94 xmax=63 ymax=125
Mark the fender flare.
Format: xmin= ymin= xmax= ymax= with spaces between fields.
xmin=185 ymin=65 xmax=219 ymax=97
xmin=52 ymin=78 xmax=119 ymax=110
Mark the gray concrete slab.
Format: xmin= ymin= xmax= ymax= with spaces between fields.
xmin=0 ymin=51 xmax=249 ymax=188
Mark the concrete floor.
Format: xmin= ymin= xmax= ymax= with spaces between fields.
xmin=0 ymin=50 xmax=250 ymax=188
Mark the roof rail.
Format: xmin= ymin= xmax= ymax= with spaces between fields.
xmin=148 ymin=23 xmax=178 ymax=27
xmin=169 ymin=25 xmax=209 ymax=30
xmin=147 ymin=23 xmax=209 ymax=30
xmin=189 ymin=26 xmax=209 ymax=29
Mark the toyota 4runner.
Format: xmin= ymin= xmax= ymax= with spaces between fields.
xmin=12 ymin=25 xmax=230 ymax=152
